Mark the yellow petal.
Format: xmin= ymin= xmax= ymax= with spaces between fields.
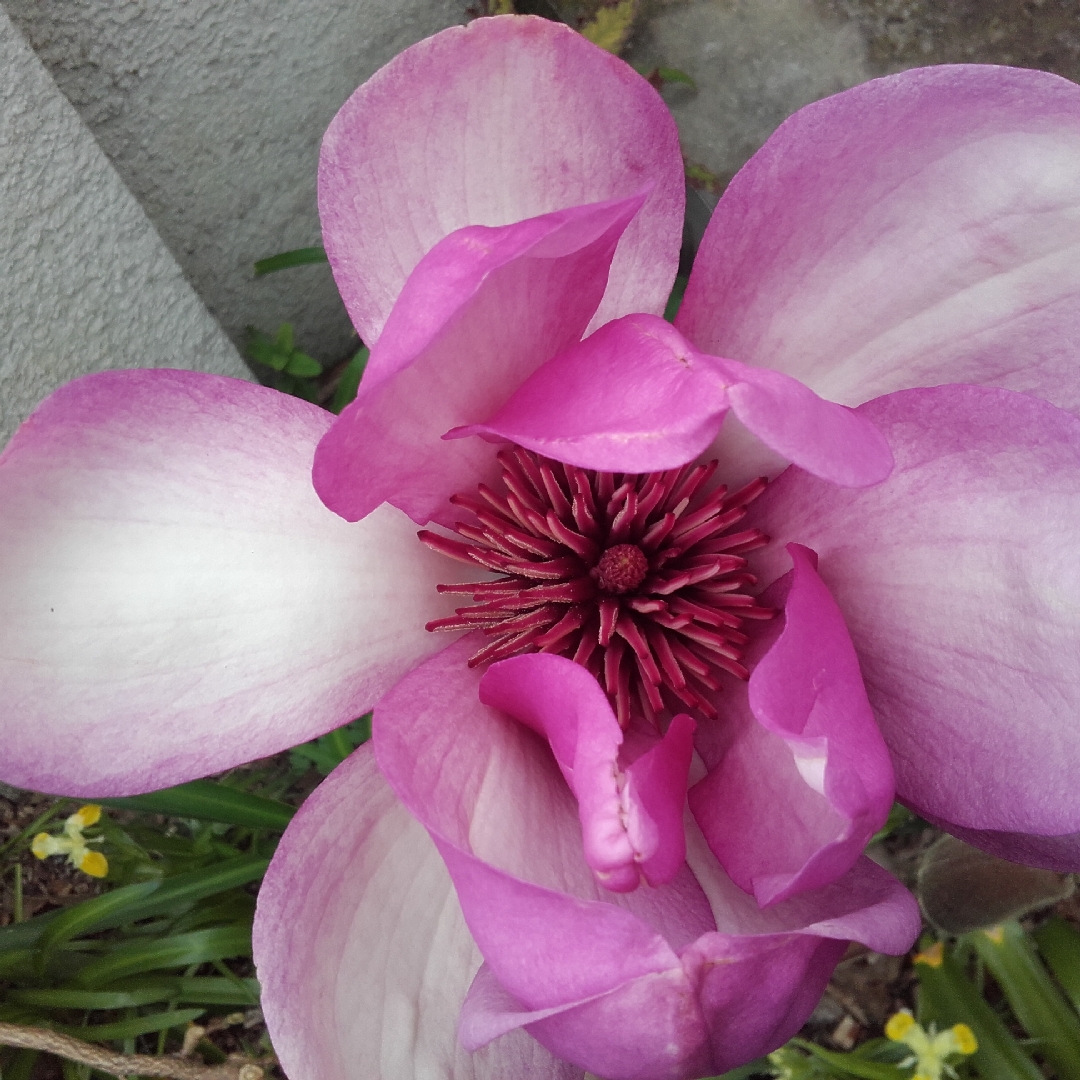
xmin=885 ymin=1010 xmax=917 ymax=1041
xmin=73 ymin=805 xmax=102 ymax=827
xmin=951 ymin=1023 xmax=977 ymax=1055
xmin=31 ymin=833 xmax=54 ymax=859
xmin=78 ymin=851 xmax=109 ymax=878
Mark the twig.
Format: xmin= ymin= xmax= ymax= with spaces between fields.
xmin=0 ymin=1021 xmax=265 ymax=1080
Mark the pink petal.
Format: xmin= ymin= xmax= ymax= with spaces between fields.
xmin=0 ymin=371 xmax=458 ymax=796
xmin=313 ymin=195 xmax=646 ymax=525
xmin=254 ymin=744 xmax=581 ymax=1080
xmin=320 ymin=14 xmax=683 ymax=348
xmin=373 ymin=639 xmax=919 ymax=1076
xmin=479 ymin=653 xmax=694 ymax=891
xmin=690 ymin=545 xmax=894 ymax=907
xmin=747 ymin=383 xmax=1080 ymax=853
xmin=679 ymin=65 xmax=1080 ymax=416
xmin=462 ymin=313 xmax=891 ymax=486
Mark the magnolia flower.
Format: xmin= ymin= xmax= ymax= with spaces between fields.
xmin=3 ymin=13 xmax=1080 ymax=1080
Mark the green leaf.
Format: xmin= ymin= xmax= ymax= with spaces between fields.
xmin=914 ymin=941 xmax=1044 ymax=1080
xmin=870 ymin=802 xmax=914 ymax=844
xmin=274 ymin=324 xmax=294 ymax=352
xmin=1034 ymin=915 xmax=1080 ymax=1013
xmin=284 ymin=350 xmax=322 ymax=378
xmin=967 ymin=921 xmax=1080 ymax=1080
xmin=253 ymin=246 xmax=329 ymax=275
xmin=75 ymin=926 xmax=252 ymax=987
xmin=656 ymin=66 xmax=696 ymax=88
xmin=98 ymin=780 xmax=293 ymax=830
xmin=244 ymin=329 xmax=287 ymax=370
xmin=52 ymin=1007 xmax=205 ymax=1042
xmin=329 ymin=346 xmax=369 ymax=413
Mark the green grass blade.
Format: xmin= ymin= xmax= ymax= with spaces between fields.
xmin=329 ymin=347 xmax=369 ymax=414
xmin=0 ymin=909 xmax=62 ymax=953
xmin=97 ymin=780 xmax=293 ymax=830
xmin=75 ymin=926 xmax=252 ymax=987
xmin=663 ymin=275 xmax=688 ymax=323
xmin=8 ymin=987 xmax=172 ymax=1009
xmin=914 ymin=942 xmax=1043 ymax=1080
xmin=111 ymin=977 xmax=260 ymax=1006
xmin=36 ymin=881 xmax=161 ymax=964
xmin=115 ymin=855 xmax=269 ymax=925
xmin=789 ymin=1040 xmax=905 ymax=1079
xmin=253 ymin=247 xmax=328 ymax=275
xmin=1034 ymin=915 xmax=1080 ymax=1013
xmin=967 ymin=921 xmax=1080 ymax=1080
xmin=52 ymin=1007 xmax=205 ymax=1042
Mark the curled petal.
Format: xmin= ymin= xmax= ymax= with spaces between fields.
xmin=320 ymin=14 xmax=684 ymax=347
xmin=373 ymin=640 xmax=919 ymax=1077
xmin=0 ymin=371 xmax=456 ymax=796
xmin=748 ymin=384 xmax=1080 ymax=859
xmin=314 ymin=195 xmax=646 ymax=525
xmin=480 ymin=653 xmax=694 ymax=891
xmin=680 ymin=64 xmax=1080 ymax=416
xmin=690 ymin=545 xmax=895 ymax=907
xmin=462 ymin=313 xmax=891 ymax=486
xmin=254 ymin=745 xmax=581 ymax=1080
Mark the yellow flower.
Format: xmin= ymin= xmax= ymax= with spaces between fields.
xmin=886 ymin=1009 xmax=977 ymax=1080
xmin=31 ymin=804 xmax=108 ymax=878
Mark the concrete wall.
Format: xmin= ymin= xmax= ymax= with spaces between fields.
xmin=4 ymin=0 xmax=465 ymax=367
xmin=0 ymin=6 xmax=249 ymax=446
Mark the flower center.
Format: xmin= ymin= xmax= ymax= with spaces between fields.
xmin=594 ymin=544 xmax=648 ymax=594
xmin=419 ymin=447 xmax=774 ymax=727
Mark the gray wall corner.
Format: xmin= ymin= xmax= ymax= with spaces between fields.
xmin=0 ymin=7 xmax=250 ymax=448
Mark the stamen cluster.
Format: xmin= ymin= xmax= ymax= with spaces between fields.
xmin=420 ymin=448 xmax=773 ymax=727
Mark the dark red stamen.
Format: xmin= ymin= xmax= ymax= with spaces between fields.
xmin=419 ymin=447 xmax=774 ymax=727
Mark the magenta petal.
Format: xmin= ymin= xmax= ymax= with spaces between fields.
xmin=320 ymin=15 xmax=683 ymax=348
xmin=313 ymin=195 xmax=646 ymax=525
xmin=0 ymin=371 xmax=456 ymax=796
xmin=748 ymin=383 xmax=1080 ymax=855
xmin=456 ymin=314 xmax=731 ymax=472
xmin=679 ymin=64 xmax=1080 ymax=416
xmin=690 ymin=545 xmax=894 ymax=906
xmin=466 ymin=313 xmax=892 ymax=485
xmin=480 ymin=654 xmax=693 ymax=891
xmin=254 ymin=745 xmax=580 ymax=1080
xmin=374 ymin=640 xmax=918 ymax=1077
xmin=711 ymin=356 xmax=893 ymax=488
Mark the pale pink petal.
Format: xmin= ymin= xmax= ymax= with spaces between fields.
xmin=691 ymin=545 xmax=894 ymax=906
xmin=747 ymin=384 xmax=1080 ymax=854
xmin=320 ymin=14 xmax=683 ymax=347
xmin=254 ymin=745 xmax=581 ymax=1080
xmin=313 ymin=195 xmax=645 ymax=525
xmin=479 ymin=653 xmax=693 ymax=891
xmin=0 ymin=371 xmax=458 ymax=796
xmin=373 ymin=639 xmax=918 ymax=1076
xmin=462 ymin=314 xmax=891 ymax=485
xmin=680 ymin=65 xmax=1080 ymax=416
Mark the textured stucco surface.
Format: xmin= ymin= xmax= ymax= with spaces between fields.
xmin=3 ymin=0 xmax=465 ymax=367
xmin=0 ymin=8 xmax=249 ymax=449
xmin=627 ymin=0 xmax=871 ymax=188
